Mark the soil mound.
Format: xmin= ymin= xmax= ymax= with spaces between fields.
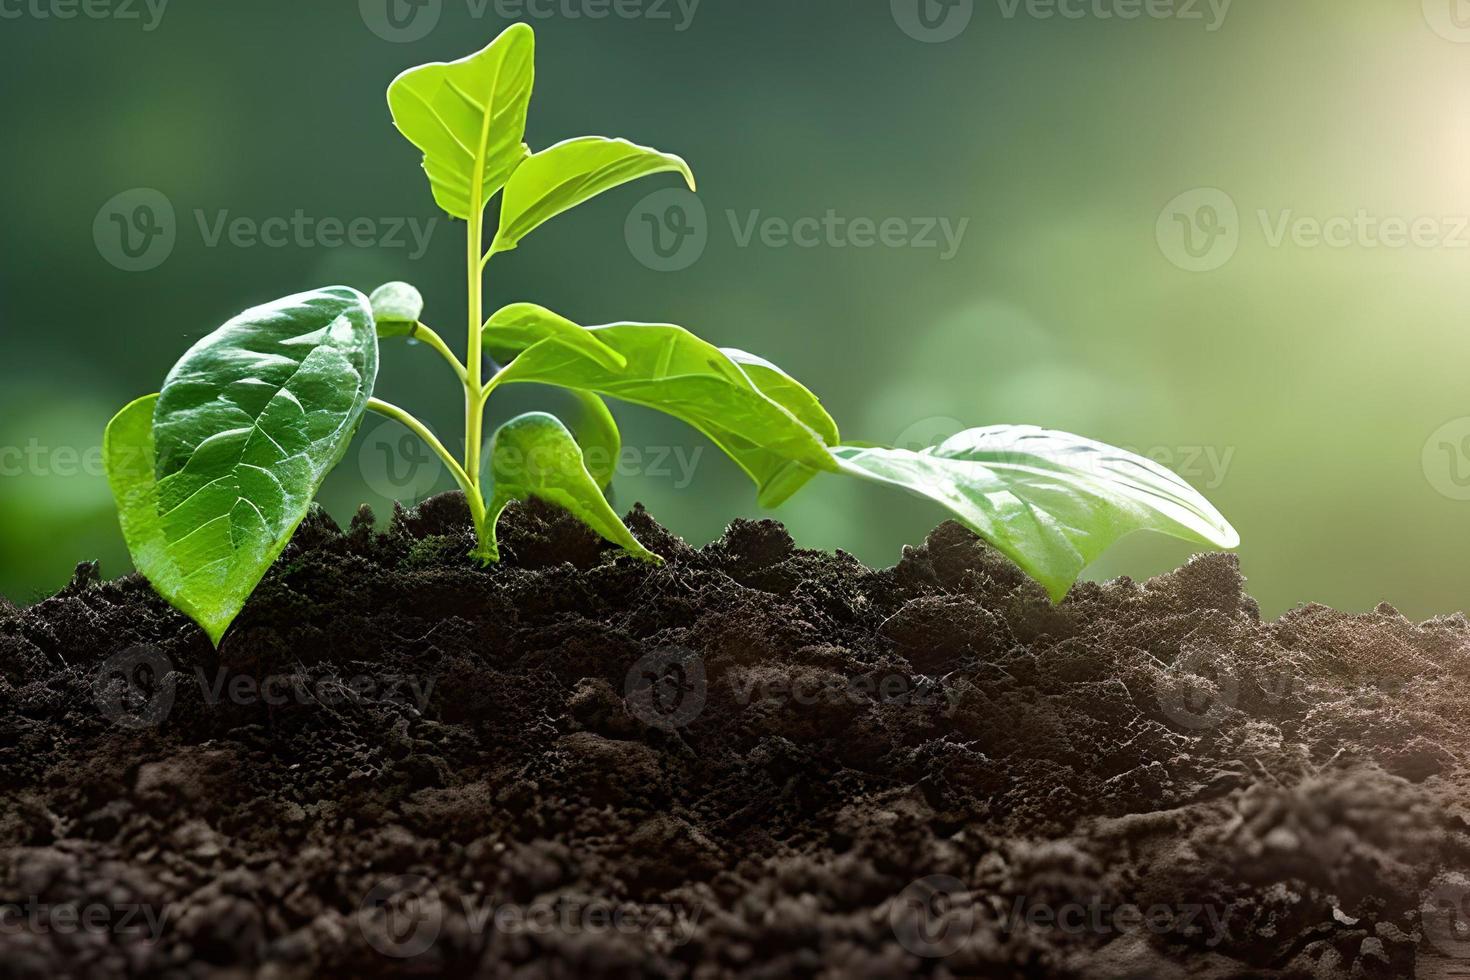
xmin=2 ymin=492 xmax=1468 ymax=978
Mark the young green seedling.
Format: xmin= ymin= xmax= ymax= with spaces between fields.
xmin=104 ymin=24 xmax=1239 ymax=646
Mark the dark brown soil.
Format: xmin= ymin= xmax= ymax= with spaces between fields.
xmin=3 ymin=492 xmax=1469 ymax=978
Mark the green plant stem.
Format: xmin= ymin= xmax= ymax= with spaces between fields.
xmin=366 ymin=397 xmax=486 ymax=527
xmin=465 ymin=211 xmax=485 ymax=487
xmin=409 ymin=322 xmax=467 ymax=382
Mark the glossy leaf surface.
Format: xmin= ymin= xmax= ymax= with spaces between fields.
xmin=370 ymin=281 xmax=424 ymax=339
xmin=831 ymin=425 xmax=1239 ymax=602
xmin=485 ymin=412 xmax=658 ymax=562
xmin=484 ymin=304 xmax=838 ymax=506
xmin=388 ymin=23 xmax=535 ymax=218
xmin=492 ymin=136 xmax=694 ymax=254
xmin=106 ymin=287 xmax=378 ymax=644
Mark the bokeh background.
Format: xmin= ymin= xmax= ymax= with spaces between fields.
xmin=3 ymin=0 xmax=1469 ymax=619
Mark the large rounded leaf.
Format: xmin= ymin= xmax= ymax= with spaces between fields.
xmin=831 ymin=425 xmax=1239 ymax=603
xmin=388 ymin=24 xmax=536 ymax=219
xmin=106 ymin=287 xmax=379 ymax=644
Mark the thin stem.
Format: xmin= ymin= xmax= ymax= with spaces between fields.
xmin=366 ymin=397 xmax=484 ymax=523
xmin=408 ymin=322 xmax=467 ymax=383
xmin=465 ymin=211 xmax=486 ymax=484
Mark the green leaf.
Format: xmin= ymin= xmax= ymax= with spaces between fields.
xmin=484 ymin=302 xmax=625 ymax=372
xmin=370 ymin=282 xmax=424 ymax=339
xmin=388 ymin=24 xmax=536 ymax=219
xmin=484 ymin=412 xmax=658 ymax=563
xmin=722 ymin=347 xmax=841 ymax=506
xmin=484 ymin=304 xmax=838 ymax=507
xmin=830 ymin=426 xmax=1239 ymax=603
xmin=105 ymin=287 xmax=379 ymax=645
xmin=568 ymin=390 xmax=620 ymax=490
xmin=490 ymin=136 xmax=695 ymax=254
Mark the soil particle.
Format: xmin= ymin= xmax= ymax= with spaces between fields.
xmin=1 ymin=492 xmax=1468 ymax=978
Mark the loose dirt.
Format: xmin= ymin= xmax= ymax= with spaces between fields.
xmin=2 ymin=492 xmax=1468 ymax=978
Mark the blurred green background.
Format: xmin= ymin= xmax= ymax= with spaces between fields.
xmin=3 ymin=0 xmax=1469 ymax=619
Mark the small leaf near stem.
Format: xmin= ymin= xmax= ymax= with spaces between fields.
xmin=369 ymin=282 xmax=424 ymax=337
xmin=481 ymin=412 xmax=659 ymax=563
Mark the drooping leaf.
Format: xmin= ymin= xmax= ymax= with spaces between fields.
xmin=370 ymin=282 xmax=424 ymax=339
xmin=484 ymin=302 xmax=625 ymax=372
xmin=483 ymin=304 xmax=838 ymax=506
xmin=106 ymin=287 xmax=379 ymax=645
xmin=491 ymin=136 xmax=695 ymax=254
xmin=722 ymin=347 xmax=841 ymax=506
xmin=567 ymin=390 xmax=620 ymax=490
xmin=484 ymin=412 xmax=658 ymax=562
xmin=830 ymin=426 xmax=1240 ymax=603
xmin=388 ymin=24 xmax=536 ymax=219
